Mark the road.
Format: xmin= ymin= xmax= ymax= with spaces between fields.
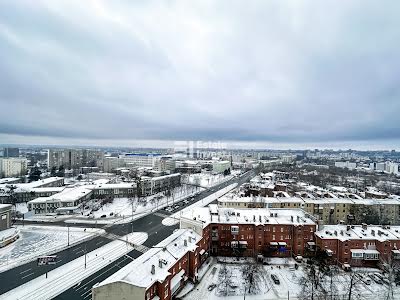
xmin=0 ymin=170 xmax=255 ymax=298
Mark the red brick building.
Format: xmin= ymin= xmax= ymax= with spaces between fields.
xmin=180 ymin=205 xmax=317 ymax=259
xmin=92 ymin=229 xmax=208 ymax=300
xmin=315 ymin=224 xmax=400 ymax=268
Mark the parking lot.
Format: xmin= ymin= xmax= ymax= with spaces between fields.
xmin=182 ymin=257 xmax=400 ymax=300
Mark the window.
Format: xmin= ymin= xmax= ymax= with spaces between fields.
xmin=272 ymin=234 xmax=275 ymax=240
xmin=273 ymin=227 xmax=276 ymax=232
xmin=281 ymin=227 xmax=284 ymax=233
xmin=164 ymin=289 xmax=168 ymax=297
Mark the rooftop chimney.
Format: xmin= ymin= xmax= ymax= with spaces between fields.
xmin=362 ymin=223 xmax=368 ymax=230
xmin=184 ymin=239 xmax=187 ymax=247
xmin=291 ymin=216 xmax=294 ymax=222
xmin=159 ymin=259 xmax=163 ymax=268
xmin=151 ymin=265 xmax=155 ymax=274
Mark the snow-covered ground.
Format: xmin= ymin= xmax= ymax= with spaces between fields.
xmin=183 ymin=257 xmax=400 ymax=300
xmin=0 ymin=232 xmax=148 ymax=300
xmin=0 ymin=226 xmax=104 ymax=272
xmin=162 ymin=183 xmax=238 ymax=226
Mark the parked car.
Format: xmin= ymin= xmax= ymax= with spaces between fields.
xmin=271 ymin=274 xmax=280 ymax=284
xmin=165 ymin=207 xmax=173 ymax=212
xmin=295 ymin=256 xmax=303 ymax=263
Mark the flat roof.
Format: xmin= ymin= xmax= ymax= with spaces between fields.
xmin=181 ymin=206 xmax=316 ymax=227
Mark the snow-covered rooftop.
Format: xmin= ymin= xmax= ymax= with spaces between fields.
xmin=97 ymin=229 xmax=201 ymax=289
xmin=315 ymin=225 xmax=400 ymax=242
xmin=181 ymin=206 xmax=316 ymax=227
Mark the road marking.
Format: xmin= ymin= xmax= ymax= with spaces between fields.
xmin=21 ymin=272 xmax=35 ymax=280
xmin=75 ymin=256 xmax=131 ymax=292
xmin=95 ymin=241 xmax=103 ymax=246
xmin=72 ymin=246 xmax=82 ymax=252
xmin=81 ymin=288 xmax=91 ymax=299
xmin=20 ymin=268 xmax=32 ymax=275
xmin=56 ymin=259 xmax=63 ymax=263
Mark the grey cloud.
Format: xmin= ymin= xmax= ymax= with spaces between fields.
xmin=0 ymin=0 xmax=400 ymax=146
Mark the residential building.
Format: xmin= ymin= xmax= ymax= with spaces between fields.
xmin=48 ymin=149 xmax=104 ymax=170
xmin=0 ymin=158 xmax=28 ymax=178
xmin=180 ymin=205 xmax=317 ymax=258
xmin=315 ymin=224 xmax=400 ymax=268
xmin=92 ymin=229 xmax=207 ymax=300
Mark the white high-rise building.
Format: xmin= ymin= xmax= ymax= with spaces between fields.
xmin=0 ymin=158 xmax=28 ymax=178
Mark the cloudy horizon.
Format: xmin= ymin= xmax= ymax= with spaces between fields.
xmin=1 ymin=1 xmax=400 ymax=150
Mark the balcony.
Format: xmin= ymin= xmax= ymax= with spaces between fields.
xmin=239 ymin=241 xmax=248 ymax=249
xmin=231 ymin=225 xmax=239 ymax=235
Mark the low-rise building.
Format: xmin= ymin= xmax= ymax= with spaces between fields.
xmin=315 ymin=224 xmax=400 ymax=268
xmin=180 ymin=205 xmax=317 ymax=258
xmin=0 ymin=204 xmax=12 ymax=231
xmin=92 ymin=229 xmax=207 ymax=300
xmin=27 ymin=186 xmax=93 ymax=214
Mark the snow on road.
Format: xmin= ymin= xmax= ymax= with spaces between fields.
xmin=0 ymin=232 xmax=148 ymax=300
xmin=0 ymin=226 xmax=104 ymax=273
xmin=162 ymin=183 xmax=238 ymax=226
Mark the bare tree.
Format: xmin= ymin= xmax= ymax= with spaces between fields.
xmin=242 ymin=261 xmax=268 ymax=296
xmin=217 ymin=264 xmax=234 ymax=297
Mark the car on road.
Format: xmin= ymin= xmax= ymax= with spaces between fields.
xmin=271 ymin=274 xmax=280 ymax=284
xmin=183 ymin=200 xmax=189 ymax=204
xmin=165 ymin=207 xmax=173 ymax=212
xmin=173 ymin=205 xmax=180 ymax=210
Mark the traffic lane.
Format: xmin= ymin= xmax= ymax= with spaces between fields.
xmin=54 ymin=249 xmax=143 ymax=300
xmin=0 ymin=235 xmax=110 ymax=294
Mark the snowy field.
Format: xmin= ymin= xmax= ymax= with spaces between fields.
xmin=0 ymin=232 xmax=148 ymax=300
xmin=0 ymin=226 xmax=104 ymax=272
xmin=183 ymin=257 xmax=400 ymax=300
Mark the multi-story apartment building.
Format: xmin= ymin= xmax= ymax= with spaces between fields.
xmin=140 ymin=173 xmax=181 ymax=196
xmin=92 ymin=229 xmax=207 ymax=300
xmin=180 ymin=205 xmax=317 ymax=258
xmin=0 ymin=158 xmax=28 ymax=178
xmin=315 ymin=224 xmax=400 ymax=268
xmin=48 ymin=149 xmax=104 ymax=170
xmin=217 ymin=194 xmax=400 ymax=225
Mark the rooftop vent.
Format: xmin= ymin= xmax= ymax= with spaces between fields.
xmin=184 ymin=239 xmax=187 ymax=247
xmin=151 ymin=264 xmax=155 ymax=274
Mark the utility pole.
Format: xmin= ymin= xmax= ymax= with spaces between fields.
xmin=84 ymin=243 xmax=87 ymax=269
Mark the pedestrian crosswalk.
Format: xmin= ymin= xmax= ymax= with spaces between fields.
xmin=103 ymin=232 xmax=149 ymax=253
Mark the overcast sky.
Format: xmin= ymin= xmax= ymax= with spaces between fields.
xmin=0 ymin=1 xmax=399 ymax=149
